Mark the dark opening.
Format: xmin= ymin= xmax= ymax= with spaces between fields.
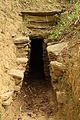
xmin=29 ymin=38 xmax=44 ymax=79
xmin=21 ymin=37 xmax=58 ymax=115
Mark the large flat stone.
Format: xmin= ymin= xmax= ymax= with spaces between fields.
xmin=21 ymin=11 xmax=62 ymax=16
xmin=9 ymin=69 xmax=24 ymax=79
xmin=47 ymin=42 xmax=68 ymax=56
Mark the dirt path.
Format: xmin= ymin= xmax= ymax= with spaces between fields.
xmin=4 ymin=73 xmax=58 ymax=120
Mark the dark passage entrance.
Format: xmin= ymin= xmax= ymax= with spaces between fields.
xmin=29 ymin=38 xmax=44 ymax=79
xmin=21 ymin=37 xmax=58 ymax=118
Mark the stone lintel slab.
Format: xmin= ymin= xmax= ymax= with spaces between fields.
xmin=21 ymin=10 xmax=62 ymax=16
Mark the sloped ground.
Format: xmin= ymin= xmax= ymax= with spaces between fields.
xmin=0 ymin=0 xmax=62 ymax=119
xmin=60 ymin=23 xmax=80 ymax=120
xmin=0 ymin=0 xmax=80 ymax=120
xmin=19 ymin=0 xmax=62 ymax=12
xmin=47 ymin=15 xmax=80 ymax=120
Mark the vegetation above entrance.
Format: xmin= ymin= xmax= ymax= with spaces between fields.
xmin=49 ymin=2 xmax=80 ymax=41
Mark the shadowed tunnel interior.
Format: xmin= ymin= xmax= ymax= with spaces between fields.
xmin=29 ymin=38 xmax=44 ymax=79
xmin=21 ymin=38 xmax=58 ymax=116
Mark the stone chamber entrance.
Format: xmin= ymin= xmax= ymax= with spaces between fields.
xmin=17 ymin=37 xmax=58 ymax=120
xmin=9 ymin=11 xmax=61 ymax=119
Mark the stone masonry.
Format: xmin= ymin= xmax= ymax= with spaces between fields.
xmin=13 ymin=36 xmax=31 ymax=92
xmin=43 ymin=42 xmax=50 ymax=80
xmin=47 ymin=42 xmax=68 ymax=105
xmin=0 ymin=36 xmax=31 ymax=106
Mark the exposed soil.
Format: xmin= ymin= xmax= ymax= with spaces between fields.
xmin=1 ymin=1 xmax=80 ymax=120
xmin=3 ymin=72 xmax=58 ymax=120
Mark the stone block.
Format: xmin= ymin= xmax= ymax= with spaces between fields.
xmin=14 ymin=36 xmax=30 ymax=44
xmin=47 ymin=42 xmax=68 ymax=57
xmin=56 ymin=91 xmax=66 ymax=104
xmin=50 ymin=61 xmax=66 ymax=82
xmin=16 ymin=43 xmax=28 ymax=48
xmin=14 ymin=85 xmax=22 ymax=93
xmin=16 ymin=57 xmax=28 ymax=64
xmin=15 ymin=78 xmax=23 ymax=85
xmin=9 ymin=69 xmax=24 ymax=79
xmin=50 ymin=61 xmax=66 ymax=71
xmin=2 ymin=96 xmax=13 ymax=106
xmin=0 ymin=91 xmax=13 ymax=101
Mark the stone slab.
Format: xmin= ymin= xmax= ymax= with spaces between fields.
xmin=16 ymin=57 xmax=28 ymax=64
xmin=14 ymin=36 xmax=30 ymax=44
xmin=9 ymin=69 xmax=24 ymax=79
xmin=21 ymin=10 xmax=62 ymax=16
xmin=47 ymin=42 xmax=68 ymax=56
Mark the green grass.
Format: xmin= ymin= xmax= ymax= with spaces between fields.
xmin=0 ymin=112 xmax=1 ymax=120
xmin=49 ymin=2 xmax=80 ymax=41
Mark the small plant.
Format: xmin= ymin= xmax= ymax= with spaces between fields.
xmin=31 ymin=0 xmax=36 ymax=4
xmin=56 ymin=72 xmax=66 ymax=91
xmin=18 ymin=14 xmax=28 ymax=33
xmin=0 ymin=111 xmax=1 ymax=120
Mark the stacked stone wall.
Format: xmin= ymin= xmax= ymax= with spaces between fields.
xmin=43 ymin=42 xmax=50 ymax=80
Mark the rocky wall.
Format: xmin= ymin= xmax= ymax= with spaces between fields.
xmin=47 ymin=42 xmax=68 ymax=103
xmin=43 ymin=42 xmax=50 ymax=80
xmin=0 ymin=0 xmax=22 ymax=116
xmin=47 ymin=40 xmax=80 ymax=120
xmin=12 ymin=36 xmax=31 ymax=92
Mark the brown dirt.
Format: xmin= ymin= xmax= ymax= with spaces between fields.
xmin=0 ymin=1 xmax=79 ymax=120
xmin=3 ymin=73 xmax=58 ymax=120
xmin=0 ymin=1 xmax=62 ymax=119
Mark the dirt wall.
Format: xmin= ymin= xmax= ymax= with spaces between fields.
xmin=47 ymin=24 xmax=80 ymax=120
xmin=0 ymin=0 xmax=22 ymax=117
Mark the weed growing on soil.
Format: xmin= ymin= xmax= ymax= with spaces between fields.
xmin=57 ymin=72 xmax=67 ymax=91
xmin=19 ymin=14 xmax=28 ymax=32
xmin=49 ymin=2 xmax=80 ymax=41
xmin=31 ymin=0 xmax=36 ymax=4
xmin=0 ymin=112 xmax=1 ymax=120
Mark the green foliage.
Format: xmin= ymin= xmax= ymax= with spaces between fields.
xmin=24 ymin=15 xmax=28 ymax=23
xmin=0 ymin=112 xmax=1 ymax=120
xmin=49 ymin=2 xmax=80 ymax=41
xmin=56 ymin=72 xmax=66 ymax=91
xmin=31 ymin=0 xmax=36 ymax=4
xmin=18 ymin=14 xmax=28 ymax=32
